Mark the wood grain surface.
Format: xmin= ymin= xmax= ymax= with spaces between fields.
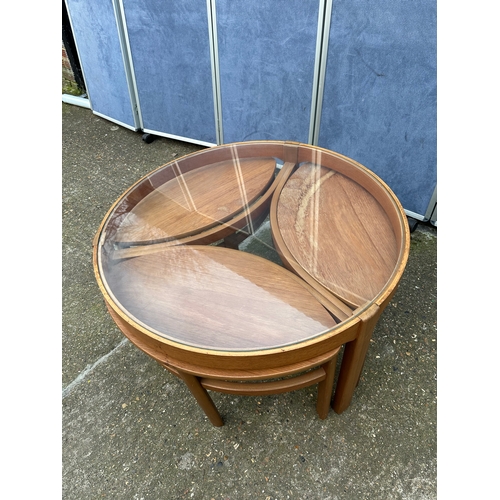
xmin=112 ymin=157 xmax=276 ymax=245
xmin=103 ymin=245 xmax=337 ymax=351
xmin=276 ymin=162 xmax=399 ymax=308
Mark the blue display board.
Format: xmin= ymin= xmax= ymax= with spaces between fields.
xmin=121 ymin=0 xmax=217 ymax=145
xmin=66 ymin=0 xmax=436 ymax=216
xmin=317 ymin=0 xmax=437 ymax=217
xmin=215 ymin=0 xmax=320 ymax=144
xmin=65 ymin=0 xmax=137 ymax=129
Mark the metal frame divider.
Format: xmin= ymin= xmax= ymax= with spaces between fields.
xmin=116 ymin=0 xmax=143 ymax=131
xmin=207 ymin=0 xmax=224 ymax=145
xmin=308 ymin=0 xmax=333 ymax=146
xmin=423 ymin=186 xmax=437 ymax=225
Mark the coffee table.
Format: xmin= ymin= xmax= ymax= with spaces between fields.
xmin=93 ymin=141 xmax=410 ymax=426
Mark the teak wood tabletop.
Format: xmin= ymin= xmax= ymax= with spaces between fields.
xmin=93 ymin=141 xmax=410 ymax=426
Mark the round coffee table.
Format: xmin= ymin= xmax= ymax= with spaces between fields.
xmin=93 ymin=141 xmax=410 ymax=426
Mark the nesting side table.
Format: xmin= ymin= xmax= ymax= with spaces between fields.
xmin=93 ymin=141 xmax=410 ymax=425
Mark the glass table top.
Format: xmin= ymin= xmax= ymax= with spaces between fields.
xmin=95 ymin=141 xmax=408 ymax=352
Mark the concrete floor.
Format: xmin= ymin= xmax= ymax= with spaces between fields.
xmin=62 ymin=103 xmax=437 ymax=499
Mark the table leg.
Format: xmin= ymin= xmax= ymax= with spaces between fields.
xmin=177 ymin=371 xmax=224 ymax=427
xmin=332 ymin=307 xmax=380 ymax=414
xmin=316 ymin=354 xmax=338 ymax=419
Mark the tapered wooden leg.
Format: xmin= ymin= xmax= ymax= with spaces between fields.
xmin=222 ymin=232 xmax=246 ymax=249
xmin=177 ymin=371 xmax=224 ymax=427
xmin=316 ymin=354 xmax=338 ymax=419
xmin=332 ymin=307 xmax=380 ymax=414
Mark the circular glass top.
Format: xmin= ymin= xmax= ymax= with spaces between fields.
xmin=95 ymin=141 xmax=408 ymax=353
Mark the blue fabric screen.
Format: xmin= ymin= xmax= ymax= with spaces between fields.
xmin=318 ymin=0 xmax=437 ymax=216
xmin=216 ymin=0 xmax=320 ymax=144
xmin=65 ymin=0 xmax=136 ymax=128
xmin=122 ymin=0 xmax=217 ymax=145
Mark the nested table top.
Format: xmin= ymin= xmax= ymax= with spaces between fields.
xmin=112 ymin=156 xmax=276 ymax=246
xmin=275 ymin=162 xmax=399 ymax=309
xmin=94 ymin=141 xmax=409 ymax=358
xmin=102 ymin=245 xmax=337 ymax=351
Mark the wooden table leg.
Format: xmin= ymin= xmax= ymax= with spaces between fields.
xmin=222 ymin=232 xmax=248 ymax=249
xmin=332 ymin=307 xmax=380 ymax=414
xmin=177 ymin=371 xmax=224 ymax=427
xmin=316 ymin=354 xmax=338 ymax=419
